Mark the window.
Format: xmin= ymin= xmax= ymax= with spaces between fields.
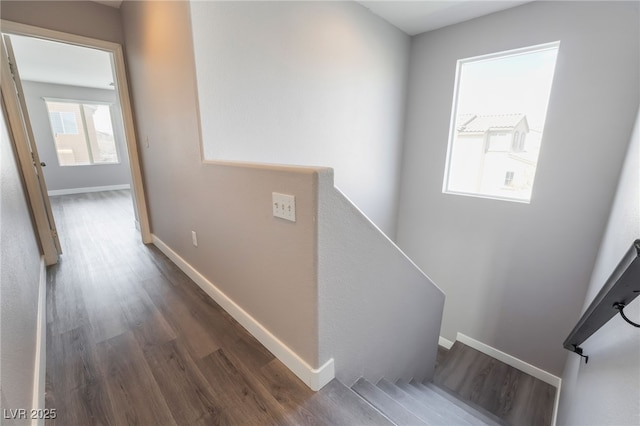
xmin=443 ymin=42 xmax=559 ymax=202
xmin=504 ymin=171 xmax=515 ymax=187
xmin=45 ymin=100 xmax=119 ymax=166
xmin=49 ymin=111 xmax=78 ymax=135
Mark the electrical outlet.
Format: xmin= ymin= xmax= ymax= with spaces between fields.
xmin=191 ymin=231 xmax=198 ymax=247
xmin=272 ymin=192 xmax=296 ymax=222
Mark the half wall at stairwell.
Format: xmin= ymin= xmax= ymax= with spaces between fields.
xmin=318 ymin=169 xmax=445 ymax=386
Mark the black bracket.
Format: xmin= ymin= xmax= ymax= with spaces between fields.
xmin=613 ymin=302 xmax=640 ymax=328
xmin=572 ymin=345 xmax=589 ymax=364
xmin=563 ymin=240 xmax=640 ymax=360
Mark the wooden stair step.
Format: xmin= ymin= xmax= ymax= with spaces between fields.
xmin=316 ymin=380 xmax=394 ymax=425
xmin=409 ymin=380 xmax=496 ymax=425
xmin=351 ymin=378 xmax=427 ymax=426
xmin=423 ymin=382 xmax=508 ymax=426
xmin=396 ymin=380 xmax=474 ymax=426
xmin=377 ymin=378 xmax=448 ymax=425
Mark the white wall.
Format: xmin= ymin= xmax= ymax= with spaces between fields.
xmin=557 ymin=107 xmax=640 ymax=425
xmin=1 ymin=98 xmax=43 ymax=423
xmin=22 ymin=81 xmax=131 ymax=192
xmin=189 ymin=1 xmax=410 ymax=238
xmin=396 ymin=1 xmax=640 ymax=375
xmin=318 ymin=169 xmax=445 ymax=386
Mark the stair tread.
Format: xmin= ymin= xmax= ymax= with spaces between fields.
xmin=352 ymin=378 xmax=427 ymax=426
xmin=377 ymin=378 xmax=449 ymax=425
xmin=423 ymin=382 xmax=508 ymax=426
xmin=408 ymin=381 xmax=489 ymax=425
xmin=315 ymin=380 xmax=394 ymax=425
xmin=397 ymin=381 xmax=476 ymax=426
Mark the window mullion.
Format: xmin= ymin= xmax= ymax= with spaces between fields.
xmin=78 ymin=103 xmax=94 ymax=164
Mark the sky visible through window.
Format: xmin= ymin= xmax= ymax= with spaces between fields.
xmin=457 ymin=48 xmax=558 ymax=130
xmin=92 ymin=105 xmax=114 ymax=134
xmin=445 ymin=43 xmax=559 ymax=202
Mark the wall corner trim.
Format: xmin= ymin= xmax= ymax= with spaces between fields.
xmin=456 ymin=333 xmax=561 ymax=388
xmin=151 ymin=234 xmax=334 ymax=391
xmin=31 ymin=257 xmax=47 ymax=426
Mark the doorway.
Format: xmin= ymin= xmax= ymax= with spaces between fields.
xmin=1 ymin=20 xmax=150 ymax=264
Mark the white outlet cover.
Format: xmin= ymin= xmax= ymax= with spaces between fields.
xmin=272 ymin=192 xmax=296 ymax=222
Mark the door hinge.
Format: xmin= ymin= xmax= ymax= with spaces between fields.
xmin=51 ymin=229 xmax=58 ymax=238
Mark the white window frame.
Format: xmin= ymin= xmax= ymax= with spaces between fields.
xmin=442 ymin=41 xmax=560 ymax=204
xmin=44 ymin=97 xmax=120 ymax=167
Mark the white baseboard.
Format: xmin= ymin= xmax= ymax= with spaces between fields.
xmin=48 ymin=184 xmax=130 ymax=196
xmin=456 ymin=332 xmax=561 ymax=388
xmin=151 ymin=234 xmax=334 ymax=391
xmin=438 ymin=336 xmax=454 ymax=349
xmin=32 ymin=258 xmax=47 ymax=426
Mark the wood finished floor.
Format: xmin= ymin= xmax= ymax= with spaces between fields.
xmin=434 ymin=342 xmax=556 ymax=426
xmin=45 ymin=190 xmax=391 ymax=426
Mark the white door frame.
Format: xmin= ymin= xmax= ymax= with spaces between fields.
xmin=1 ymin=19 xmax=152 ymax=245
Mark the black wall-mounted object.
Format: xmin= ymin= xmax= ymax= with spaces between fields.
xmin=563 ymin=239 xmax=640 ymax=362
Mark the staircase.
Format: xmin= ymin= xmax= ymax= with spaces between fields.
xmin=350 ymin=377 xmax=506 ymax=425
xmin=324 ymin=341 xmax=557 ymax=426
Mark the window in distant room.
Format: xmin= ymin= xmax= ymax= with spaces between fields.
xmin=504 ymin=171 xmax=515 ymax=187
xmin=443 ymin=42 xmax=559 ymax=202
xmin=46 ymin=100 xmax=119 ymax=166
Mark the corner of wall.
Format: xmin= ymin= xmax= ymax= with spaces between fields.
xmin=31 ymin=257 xmax=47 ymax=426
xmin=151 ymin=233 xmax=335 ymax=391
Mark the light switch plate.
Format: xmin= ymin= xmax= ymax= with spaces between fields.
xmin=272 ymin=192 xmax=296 ymax=222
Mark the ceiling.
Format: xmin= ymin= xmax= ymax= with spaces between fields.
xmin=355 ymin=1 xmax=533 ymax=35
xmin=90 ymin=0 xmax=532 ymax=36
xmin=8 ymin=34 xmax=115 ymax=90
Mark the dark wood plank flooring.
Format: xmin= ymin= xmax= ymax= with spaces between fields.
xmin=434 ymin=341 xmax=556 ymax=426
xmin=45 ymin=190 xmax=391 ymax=426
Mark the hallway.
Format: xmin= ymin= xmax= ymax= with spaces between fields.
xmin=45 ymin=190 xmax=389 ymax=425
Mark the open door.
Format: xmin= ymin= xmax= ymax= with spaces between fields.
xmin=1 ymin=36 xmax=61 ymax=264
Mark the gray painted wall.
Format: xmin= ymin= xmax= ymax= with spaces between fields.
xmin=557 ymin=107 xmax=640 ymax=425
xmin=22 ymin=81 xmax=131 ymax=192
xmin=122 ymin=0 xmax=322 ymax=368
xmin=0 ymin=0 xmax=124 ymax=45
xmin=318 ymin=169 xmax=445 ymax=386
xmin=395 ymin=1 xmax=640 ymax=375
xmin=189 ymin=1 xmax=410 ymax=238
xmin=1 ymin=100 xmax=43 ymax=422
xmin=122 ymin=1 xmax=445 ymax=386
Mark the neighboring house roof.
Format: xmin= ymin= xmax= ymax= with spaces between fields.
xmin=457 ymin=113 xmax=529 ymax=133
